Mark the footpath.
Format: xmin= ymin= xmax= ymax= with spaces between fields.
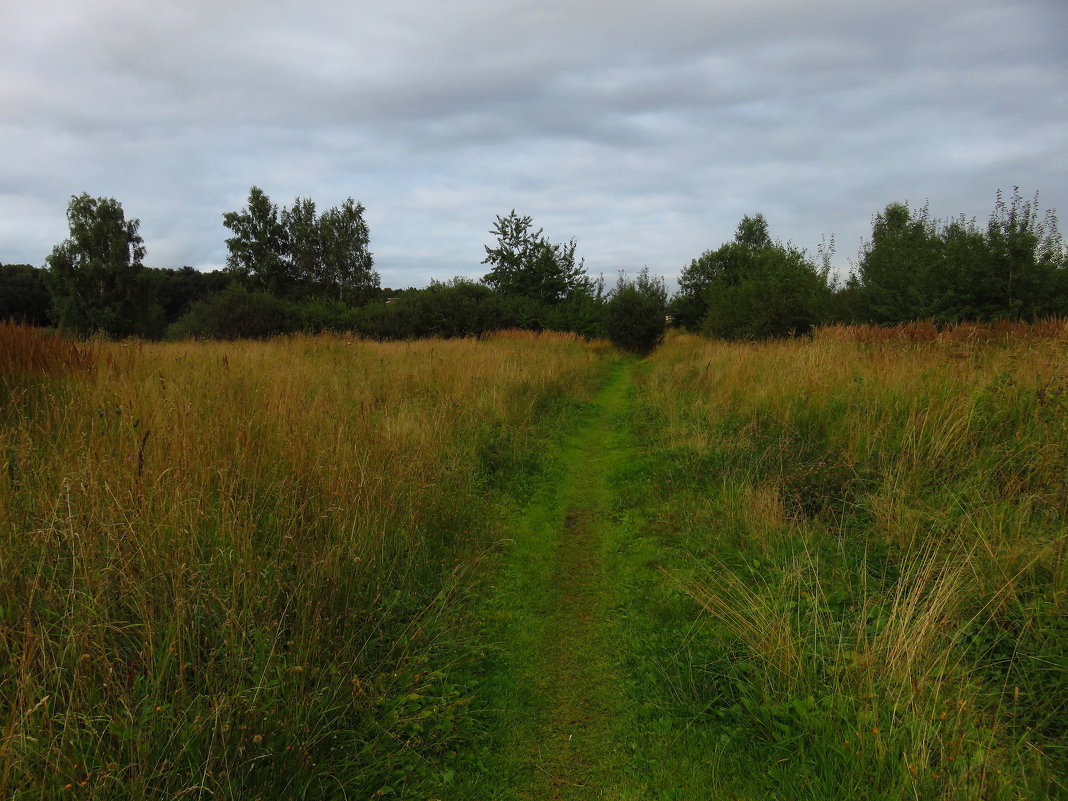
xmin=452 ymin=361 xmax=655 ymax=800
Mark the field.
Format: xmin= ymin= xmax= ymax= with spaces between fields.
xmin=1 ymin=321 xmax=1064 ymax=799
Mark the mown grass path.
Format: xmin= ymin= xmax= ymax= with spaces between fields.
xmin=452 ymin=360 xmax=655 ymax=800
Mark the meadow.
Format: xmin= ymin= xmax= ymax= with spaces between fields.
xmin=624 ymin=322 xmax=1066 ymax=799
xmin=0 ymin=323 xmax=613 ymax=798
xmin=1 ymin=320 xmax=1064 ymax=800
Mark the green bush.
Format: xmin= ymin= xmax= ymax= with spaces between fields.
xmin=853 ymin=190 xmax=1068 ymax=324
xmin=168 ymin=283 xmax=301 ymax=339
xmin=604 ymin=268 xmax=667 ymax=353
xmin=702 ymin=244 xmax=831 ymax=339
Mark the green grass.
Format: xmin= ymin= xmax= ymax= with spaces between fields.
xmin=447 ymin=359 xmax=640 ymax=798
xmin=3 ymin=322 xmax=1064 ymax=799
xmin=613 ymin=328 xmax=1067 ymax=800
xmin=444 ymin=357 xmax=741 ymax=798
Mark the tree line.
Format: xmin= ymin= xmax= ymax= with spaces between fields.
xmin=2 ymin=187 xmax=1065 ymax=351
xmin=670 ymin=189 xmax=1068 ymax=338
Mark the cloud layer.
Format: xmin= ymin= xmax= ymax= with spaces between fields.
xmin=2 ymin=0 xmax=1066 ymax=287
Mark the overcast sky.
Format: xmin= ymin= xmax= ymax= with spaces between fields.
xmin=2 ymin=0 xmax=1066 ymax=289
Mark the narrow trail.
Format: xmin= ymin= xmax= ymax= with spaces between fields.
xmin=456 ymin=361 xmax=649 ymax=799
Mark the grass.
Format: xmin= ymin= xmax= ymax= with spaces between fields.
xmin=447 ymin=360 xmax=643 ymax=799
xmin=0 ymin=327 xmax=613 ymax=799
xmin=0 ymin=320 xmax=94 ymax=379
xmin=622 ymin=323 xmax=1066 ymax=799
xmin=2 ymin=320 xmax=1064 ymax=799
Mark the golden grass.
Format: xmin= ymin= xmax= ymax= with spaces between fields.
xmin=0 ymin=321 xmax=95 ymax=379
xmin=0 ymin=331 xmax=612 ymax=798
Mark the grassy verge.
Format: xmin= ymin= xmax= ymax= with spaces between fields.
xmin=447 ymin=360 xmax=640 ymax=799
xmin=618 ymin=325 xmax=1066 ymax=799
xmin=0 ymin=327 xmax=613 ymax=800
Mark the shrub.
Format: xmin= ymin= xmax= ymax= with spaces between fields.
xmin=168 ymin=283 xmax=301 ymax=339
xmin=604 ymin=268 xmax=667 ymax=353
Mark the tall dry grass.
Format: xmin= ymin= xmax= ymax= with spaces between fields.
xmin=0 ymin=328 xmax=612 ymax=799
xmin=0 ymin=321 xmax=95 ymax=380
xmin=637 ymin=322 xmax=1066 ymax=798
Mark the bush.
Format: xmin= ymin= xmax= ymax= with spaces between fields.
xmin=543 ymin=279 xmax=607 ymax=338
xmin=703 ymin=245 xmax=831 ymax=339
xmin=604 ymin=268 xmax=667 ymax=353
xmin=168 ymin=283 xmax=301 ymax=339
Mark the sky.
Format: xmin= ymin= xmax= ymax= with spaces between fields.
xmin=2 ymin=0 xmax=1066 ymax=290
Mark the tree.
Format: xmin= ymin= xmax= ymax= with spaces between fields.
xmin=853 ymin=190 xmax=1067 ymax=323
xmin=604 ymin=267 xmax=667 ymax=353
xmin=671 ymin=214 xmax=772 ymax=330
xmin=282 ymin=196 xmax=320 ymax=294
xmin=544 ymin=274 xmax=607 ymax=338
xmin=978 ymin=188 xmax=1065 ymax=319
xmin=482 ymin=210 xmax=587 ymax=305
xmin=223 ymin=187 xmax=291 ymax=295
xmin=702 ymin=243 xmax=831 ymax=339
xmin=45 ymin=193 xmax=157 ymax=338
xmin=318 ymin=198 xmax=377 ymax=304
xmin=0 ymin=264 xmax=52 ymax=326
xmin=855 ymin=202 xmax=942 ymax=323
xmin=141 ymin=266 xmax=232 ymax=326
xmin=935 ymin=214 xmax=991 ymax=322
xmin=672 ymin=213 xmax=831 ymax=339
xmin=224 ymin=188 xmax=378 ymax=303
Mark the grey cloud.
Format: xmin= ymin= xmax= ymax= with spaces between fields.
xmin=1 ymin=0 xmax=1066 ymax=287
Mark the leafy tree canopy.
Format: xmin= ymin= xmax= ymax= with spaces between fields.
xmin=482 ymin=210 xmax=587 ymax=305
xmin=0 ymin=264 xmax=52 ymax=326
xmin=853 ymin=189 xmax=1067 ymax=323
xmin=222 ymin=186 xmax=290 ymax=293
xmin=45 ymin=193 xmax=158 ymax=338
xmin=672 ymin=214 xmax=832 ymax=338
xmin=223 ymin=187 xmax=378 ymax=303
xmin=672 ymin=214 xmax=775 ymax=330
xmin=702 ymin=241 xmax=832 ymax=339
